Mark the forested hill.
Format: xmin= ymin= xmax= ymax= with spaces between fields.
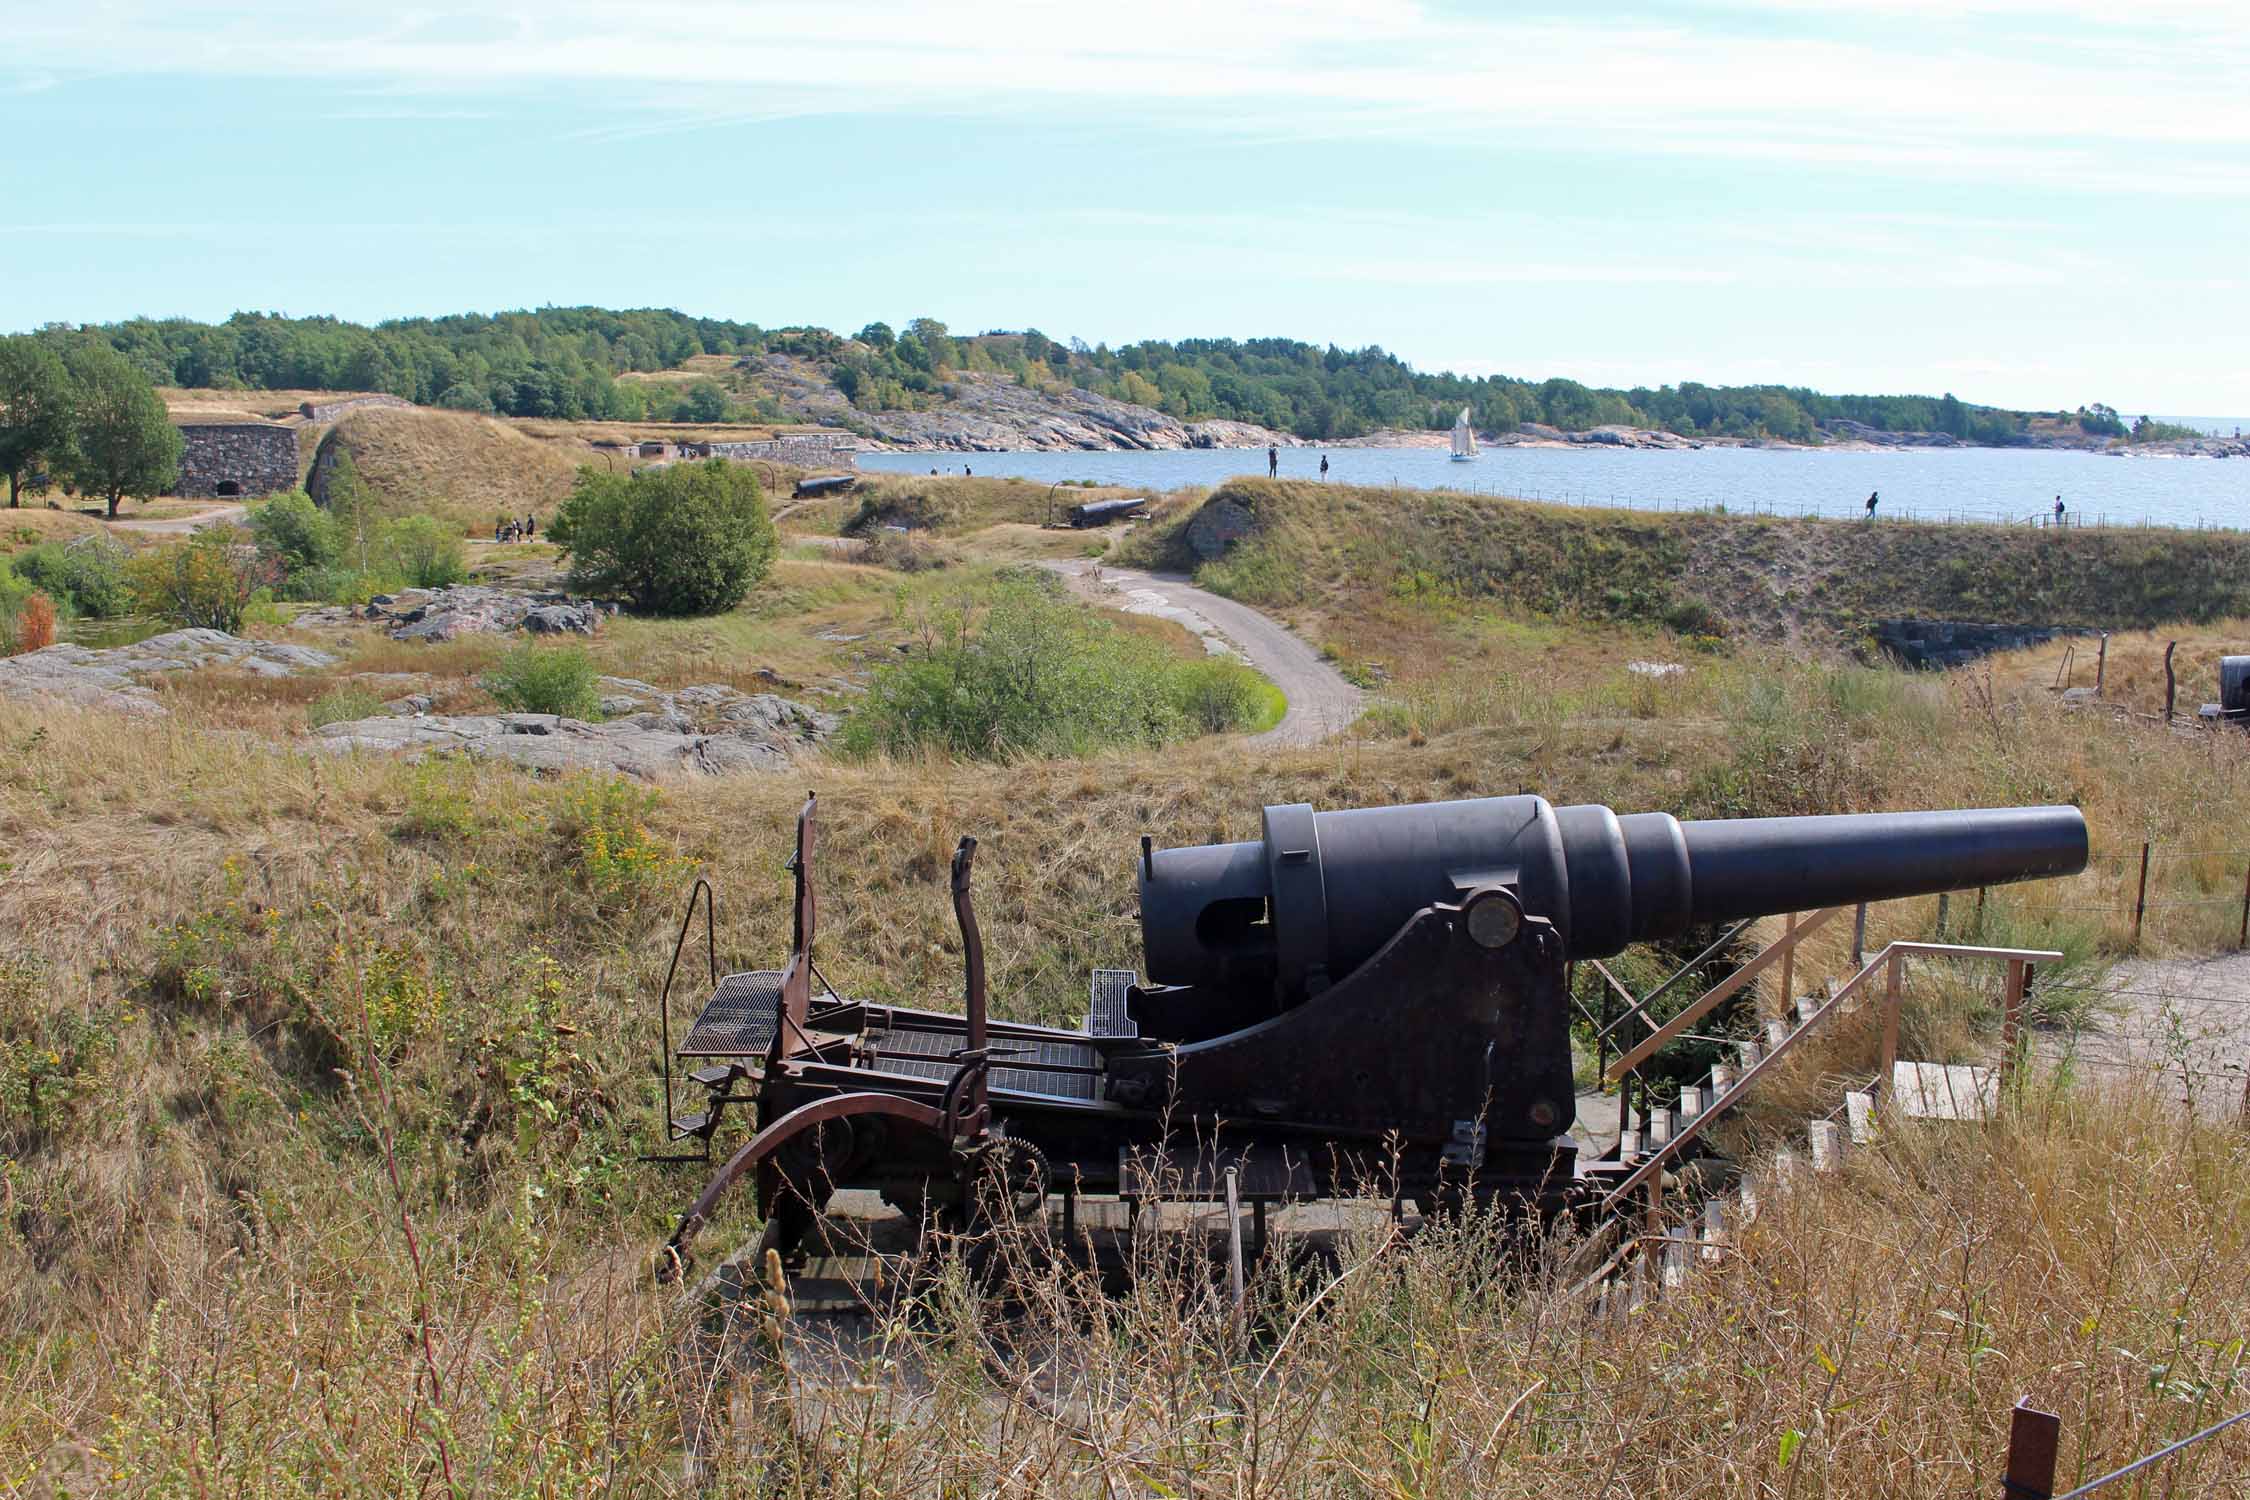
xmin=24 ymin=306 xmax=2162 ymax=444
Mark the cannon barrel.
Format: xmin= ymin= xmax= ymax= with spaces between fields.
xmin=1137 ymin=796 xmax=2087 ymax=997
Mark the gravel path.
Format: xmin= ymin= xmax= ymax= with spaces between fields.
xmin=1042 ymin=561 xmax=1363 ymax=747
xmin=2039 ymin=952 xmax=2250 ymax=1117
xmin=108 ymin=502 xmax=246 ymax=535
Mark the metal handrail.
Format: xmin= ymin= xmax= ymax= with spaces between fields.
xmin=653 ymin=877 xmax=718 ymax=1151
xmin=1601 ymin=937 xmax=2059 ymax=1212
xmin=1605 ymin=907 xmax=1841 ymax=1083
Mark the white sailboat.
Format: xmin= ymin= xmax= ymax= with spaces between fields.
xmin=1450 ymin=406 xmax=1479 ymax=461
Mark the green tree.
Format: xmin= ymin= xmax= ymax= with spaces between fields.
xmin=381 ymin=514 xmax=468 ymax=588
xmin=548 ymin=459 xmax=774 ymax=616
xmin=0 ymin=335 xmax=75 ymax=507
xmin=246 ymin=489 xmax=343 ymax=584
xmin=63 ymin=345 xmax=180 ymax=518
xmin=855 ymin=322 xmax=896 ymax=351
xmin=682 ymin=381 xmax=730 ymax=423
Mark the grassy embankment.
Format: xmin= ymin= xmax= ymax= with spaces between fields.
xmin=7 ymin=478 xmax=2250 ymax=1488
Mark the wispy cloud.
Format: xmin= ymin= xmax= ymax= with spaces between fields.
xmin=9 ymin=1 xmax=2246 ymax=190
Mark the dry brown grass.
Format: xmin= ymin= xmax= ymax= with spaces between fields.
xmin=0 ymin=508 xmax=107 ymax=556
xmin=157 ymin=387 xmax=382 ymax=423
xmin=323 ymin=404 xmax=590 ymax=527
xmin=12 ymin=518 xmax=2250 ymax=1487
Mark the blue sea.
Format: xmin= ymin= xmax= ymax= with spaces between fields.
xmin=861 ymin=442 xmax=2250 ymax=531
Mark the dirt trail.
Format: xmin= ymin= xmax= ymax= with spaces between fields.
xmin=1043 ymin=561 xmax=1363 ymax=747
xmin=108 ymin=502 xmax=246 ymax=535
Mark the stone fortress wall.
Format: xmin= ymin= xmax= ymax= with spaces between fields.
xmin=693 ymin=434 xmax=859 ymax=468
xmin=298 ymin=394 xmax=415 ymax=424
xmin=176 ymin=422 xmax=300 ymax=499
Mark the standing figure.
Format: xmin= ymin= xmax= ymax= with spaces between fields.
xmin=1267 ymin=445 xmax=1278 ymax=478
xmin=1865 ymin=490 xmax=1879 ymax=519
xmin=1319 ymin=454 xmax=1330 ymax=482
xmin=2053 ymin=495 xmax=2065 ymax=525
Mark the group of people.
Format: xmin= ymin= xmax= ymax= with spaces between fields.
xmin=494 ymin=513 xmax=538 ymax=543
xmin=1266 ymin=446 xmax=1331 ymax=481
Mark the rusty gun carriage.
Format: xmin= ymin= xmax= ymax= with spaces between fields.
xmin=650 ymin=791 xmax=2086 ymax=1280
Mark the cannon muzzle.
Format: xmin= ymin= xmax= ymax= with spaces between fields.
xmin=1138 ymin=796 xmax=2087 ymax=999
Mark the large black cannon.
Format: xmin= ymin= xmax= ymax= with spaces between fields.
xmin=655 ymin=793 xmax=2086 ymax=1272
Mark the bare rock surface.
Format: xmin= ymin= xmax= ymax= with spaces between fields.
xmin=315 ymin=678 xmax=838 ymax=779
xmin=0 ymin=629 xmax=337 ymax=716
xmin=295 ymin=585 xmax=611 ymax=641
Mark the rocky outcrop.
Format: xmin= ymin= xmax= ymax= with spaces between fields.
xmin=315 ymin=678 xmax=838 ymax=779
xmin=294 ymin=586 xmax=611 ymax=641
xmin=0 ymin=630 xmax=337 ymax=715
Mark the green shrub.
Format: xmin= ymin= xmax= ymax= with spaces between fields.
xmin=245 ymin=490 xmax=342 ymax=590
xmin=840 ymin=574 xmax=1271 ymax=760
xmin=481 ymin=643 xmax=601 ymax=719
xmin=10 ymin=535 xmax=131 ymax=618
xmin=548 ymin=459 xmax=774 ymax=616
xmin=306 ymin=684 xmax=386 ymax=727
xmin=381 ymin=514 xmax=468 ymax=589
xmin=552 ymin=775 xmax=684 ymax=905
xmin=293 ymin=564 xmax=403 ymax=606
xmin=1171 ymin=657 xmax=1282 ymax=734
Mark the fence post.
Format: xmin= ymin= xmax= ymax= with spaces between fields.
xmin=2002 ymin=1398 xmax=2060 ymax=1497
xmin=2238 ymin=864 xmax=2248 ymax=949
xmin=1999 ymin=959 xmax=2027 ymax=1089
xmin=2164 ymin=641 xmax=2177 ymax=721
xmin=1937 ymin=892 xmax=1950 ymax=939
xmin=1779 ymin=911 xmax=1796 ymax=1011
xmin=1879 ymin=951 xmax=1903 ymax=1103
xmin=2133 ymin=841 xmax=2152 ymax=948
xmin=1853 ymin=903 xmax=1867 ymax=968
xmin=2096 ymin=632 xmax=2108 ymax=695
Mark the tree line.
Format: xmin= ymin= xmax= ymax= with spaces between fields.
xmin=18 ymin=305 xmax=2184 ymax=446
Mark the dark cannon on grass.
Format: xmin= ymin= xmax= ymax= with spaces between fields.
xmin=1068 ymin=496 xmax=1147 ymax=528
xmin=649 ymin=792 xmax=2086 ymax=1282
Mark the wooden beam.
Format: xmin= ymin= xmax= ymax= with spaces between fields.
xmin=1605 ymin=907 xmax=1839 ymax=1083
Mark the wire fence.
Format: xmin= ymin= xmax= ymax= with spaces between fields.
xmin=2003 ymin=1396 xmax=2250 ymax=1497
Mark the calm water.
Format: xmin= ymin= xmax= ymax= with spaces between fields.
xmin=861 ymin=443 xmax=2250 ymax=530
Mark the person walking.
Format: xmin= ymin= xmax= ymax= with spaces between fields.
xmin=1319 ymin=454 xmax=1330 ymax=482
xmin=1864 ymin=490 xmax=1879 ymax=519
xmin=1267 ymin=445 xmax=1278 ymax=478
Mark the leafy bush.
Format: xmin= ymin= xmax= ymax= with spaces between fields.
xmin=123 ymin=529 xmax=279 ymax=632
xmin=381 ymin=514 xmax=468 ymax=589
xmin=246 ymin=489 xmax=342 ymax=589
xmin=306 ymin=684 xmax=386 ymax=727
xmin=481 ymin=643 xmax=601 ymax=719
xmin=292 ymin=564 xmax=403 ymax=606
xmin=10 ymin=535 xmax=131 ymax=618
xmin=548 ymin=459 xmax=774 ymax=615
xmin=1170 ymin=657 xmax=1279 ymax=733
xmin=840 ymin=574 xmax=1270 ymax=760
xmin=552 ymin=775 xmax=684 ymax=905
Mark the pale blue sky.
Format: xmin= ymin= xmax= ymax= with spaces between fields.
xmin=4 ymin=1 xmax=2245 ymax=412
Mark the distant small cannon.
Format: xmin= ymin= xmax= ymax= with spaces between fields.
xmin=792 ymin=474 xmax=857 ymax=499
xmin=1068 ymin=497 xmax=1148 ymax=528
xmin=2199 ymin=655 xmax=2250 ymax=726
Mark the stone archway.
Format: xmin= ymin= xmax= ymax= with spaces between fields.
xmin=214 ymin=480 xmax=243 ymax=498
